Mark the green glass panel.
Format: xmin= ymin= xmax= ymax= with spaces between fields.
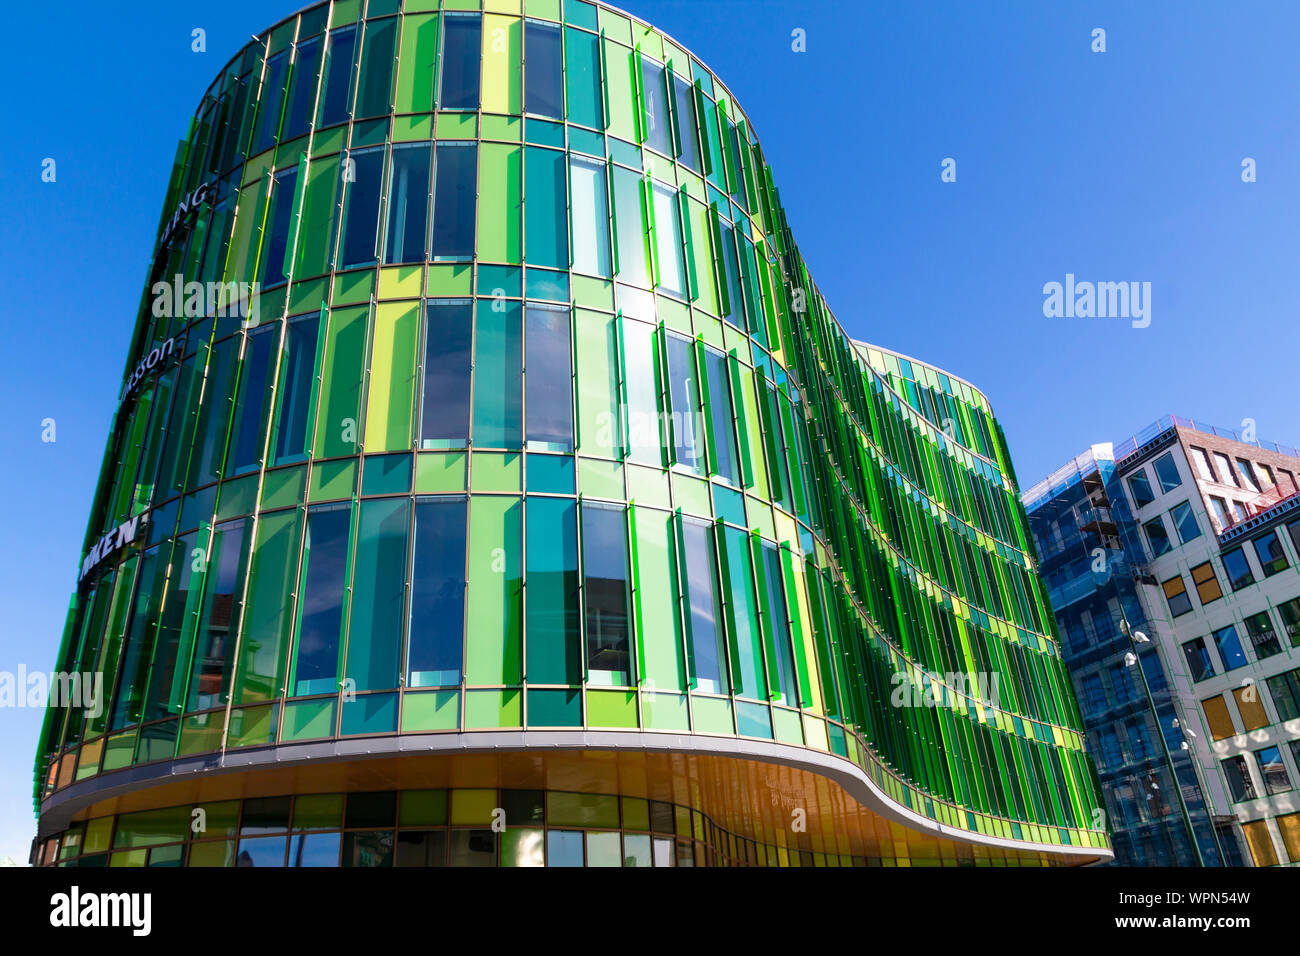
xmin=399 ymin=789 xmax=448 ymax=826
xmin=400 ymin=689 xmax=460 ymax=731
xmin=547 ymin=791 xmax=618 ymax=828
xmin=718 ymin=525 xmax=764 ymax=699
xmin=313 ymin=305 xmax=368 ymax=458
xmin=477 ymin=143 xmax=522 ymax=262
xmin=293 ymin=156 xmax=340 ymax=279
xmin=601 ymin=36 xmax=637 ymax=143
xmin=356 ymin=17 xmax=397 ymax=119
xmin=611 ymin=165 xmax=648 ymax=288
xmin=232 ymin=508 xmax=302 ymax=705
xmin=465 ymin=496 xmax=523 ymax=685
xmin=575 ymin=309 xmax=619 ymax=458
xmin=631 ymin=506 xmax=685 ymax=692
xmin=394 ymin=15 xmax=439 ymax=114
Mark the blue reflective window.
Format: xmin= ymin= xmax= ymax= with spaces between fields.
xmin=317 ymin=26 xmax=358 ymax=127
xmin=1143 ymin=515 xmax=1171 ymax=558
xmin=440 ymin=14 xmax=481 ymax=110
xmin=1127 ymin=469 xmax=1154 ymax=508
xmin=273 ymin=313 xmax=320 ymax=464
xmin=1153 ymin=452 xmax=1182 ymax=493
xmin=292 ymin=504 xmax=352 ymax=696
xmin=582 ymin=502 xmax=631 ymax=685
xmin=407 ymin=497 xmax=467 ymax=688
xmin=1212 ymin=624 xmax=1247 ymax=670
xmin=339 ymin=148 xmax=385 ymax=269
xmin=1170 ymin=500 xmax=1200 ymax=544
xmin=525 ymin=20 xmax=563 ymax=119
xmin=524 ymin=304 xmax=573 ymax=452
xmin=384 ymin=144 xmax=431 ymax=264
xmin=431 ymin=143 xmax=477 ymax=259
xmin=1253 ymin=530 xmax=1290 ymax=577
xmin=546 ymin=830 xmax=584 ymax=867
xmin=420 ymin=299 xmax=472 ymax=449
xmin=1221 ymin=547 xmax=1255 ymax=590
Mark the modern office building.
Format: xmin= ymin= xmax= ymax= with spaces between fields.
xmin=32 ymin=0 xmax=1109 ymax=867
xmin=1024 ymin=443 xmax=1227 ymax=866
xmin=1025 ymin=415 xmax=1300 ymax=867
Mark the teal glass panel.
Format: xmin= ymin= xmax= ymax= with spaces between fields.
xmin=563 ymin=27 xmax=602 ymax=130
xmin=360 ymin=454 xmax=411 ymax=496
xmin=524 ymin=268 xmax=569 ymax=301
xmin=527 ymin=453 xmax=575 ymax=494
xmin=702 ymin=348 xmax=737 ymax=484
xmin=759 ymin=543 xmax=798 ymax=703
xmin=355 ymin=16 xmax=396 ymax=119
xmin=346 ymin=497 xmax=408 ymax=692
xmin=341 ymin=692 xmax=398 ymax=735
xmin=525 ymin=147 xmax=568 ymax=269
xmin=525 ymin=497 xmax=580 ymax=684
xmin=528 ymin=688 xmax=582 ymax=727
xmin=719 ymin=525 xmax=764 ymax=699
xmin=472 ymin=299 xmax=522 ymax=448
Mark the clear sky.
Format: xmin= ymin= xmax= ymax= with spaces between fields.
xmin=1 ymin=0 xmax=1296 ymax=862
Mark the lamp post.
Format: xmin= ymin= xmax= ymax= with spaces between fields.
xmin=1122 ymin=620 xmax=1206 ymax=867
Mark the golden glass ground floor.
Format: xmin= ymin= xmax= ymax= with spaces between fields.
xmin=37 ymin=744 xmax=1108 ymax=867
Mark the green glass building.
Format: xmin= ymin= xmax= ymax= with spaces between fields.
xmin=33 ymin=0 xmax=1111 ymax=868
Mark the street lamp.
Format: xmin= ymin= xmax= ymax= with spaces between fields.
xmin=1122 ymin=618 xmax=1206 ymax=866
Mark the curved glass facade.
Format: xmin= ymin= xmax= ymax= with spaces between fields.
xmin=34 ymin=0 xmax=1110 ymax=866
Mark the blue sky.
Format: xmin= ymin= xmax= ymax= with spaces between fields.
xmin=1 ymin=0 xmax=1296 ymax=861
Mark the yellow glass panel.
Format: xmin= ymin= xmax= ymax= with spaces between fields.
xmin=1241 ymin=820 xmax=1279 ymax=866
xmin=365 ymin=302 xmax=419 ymax=453
xmin=1200 ymin=695 xmax=1235 ymax=740
xmin=1233 ymin=686 xmax=1269 ymax=731
xmin=481 ymin=15 xmax=521 ymax=115
xmin=1276 ymin=812 xmax=1300 ymax=863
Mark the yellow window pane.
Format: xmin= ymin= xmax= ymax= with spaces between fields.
xmin=1233 ymin=686 xmax=1270 ymax=731
xmin=1276 ymin=812 xmax=1300 ymax=863
xmin=1241 ymin=820 xmax=1279 ymax=866
xmin=481 ymin=15 xmax=521 ymax=115
xmin=1201 ymin=695 xmax=1236 ymax=740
